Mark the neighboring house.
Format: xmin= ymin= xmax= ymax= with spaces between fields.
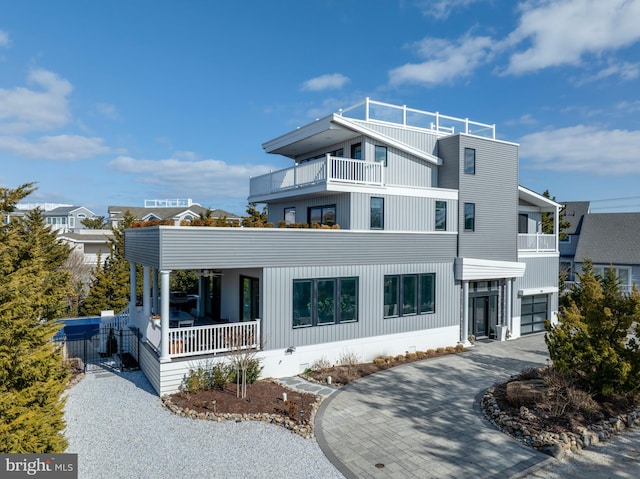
xmin=561 ymin=201 xmax=640 ymax=292
xmin=108 ymin=198 xmax=240 ymax=228
xmin=123 ymin=98 xmax=561 ymax=395
xmin=9 ymin=203 xmax=97 ymax=233
xmin=58 ymin=229 xmax=114 ymax=266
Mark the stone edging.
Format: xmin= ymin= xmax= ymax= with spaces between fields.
xmin=482 ymin=385 xmax=640 ymax=457
xmin=161 ymin=381 xmax=324 ymax=440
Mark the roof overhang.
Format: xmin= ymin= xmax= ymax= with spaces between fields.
xmin=455 ymin=257 xmax=526 ymax=281
xmin=519 ymin=186 xmax=562 ymax=212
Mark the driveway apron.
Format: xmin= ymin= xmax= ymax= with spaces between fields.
xmin=315 ymin=334 xmax=552 ymax=479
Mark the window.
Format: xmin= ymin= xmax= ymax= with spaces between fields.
xmin=370 ymin=197 xmax=384 ymax=230
xmin=330 ymin=148 xmax=344 ymax=157
xmin=374 ymin=145 xmax=387 ymax=166
xmin=292 ymin=277 xmax=359 ymax=328
xmin=435 ymin=201 xmax=447 ymax=231
xmin=464 ymin=203 xmax=475 ymax=231
xmin=308 ymin=204 xmax=336 ymax=226
xmin=464 ymin=147 xmax=475 ymax=174
xmin=284 ymin=207 xmax=296 ymax=225
xmin=518 ymin=214 xmax=529 ymax=234
xmin=384 ymin=273 xmax=436 ymax=318
xmin=351 ymin=143 xmax=362 ymax=160
xmin=594 ymin=266 xmax=631 ymax=287
xmin=69 ymin=217 xmax=75 ymax=229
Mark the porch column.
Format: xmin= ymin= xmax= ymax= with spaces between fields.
xmin=142 ymin=266 xmax=151 ymax=326
xmin=152 ymin=268 xmax=159 ymax=315
xmin=159 ymin=270 xmax=171 ymax=362
xmin=461 ymin=281 xmax=471 ymax=346
xmin=129 ymin=262 xmax=137 ymax=324
xmin=198 ymin=275 xmax=205 ymax=317
xmin=506 ymin=278 xmax=513 ymax=335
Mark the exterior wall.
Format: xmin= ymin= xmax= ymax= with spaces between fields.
xmin=267 ymin=193 xmax=351 ymax=228
xmin=349 ymin=192 xmax=457 ymax=232
xmin=440 ymin=135 xmax=519 ymax=262
xmin=125 ymin=227 xmax=457 ymax=271
xmin=261 ymin=261 xmax=458 ymax=351
xmin=220 ymin=268 xmax=262 ymax=322
xmin=348 ymin=119 xmax=439 ymax=156
xmin=139 ymin=342 xmax=161 ymax=394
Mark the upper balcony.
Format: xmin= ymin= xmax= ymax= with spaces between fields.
xmin=249 ymin=155 xmax=383 ymax=203
xmin=518 ymin=233 xmax=557 ymax=253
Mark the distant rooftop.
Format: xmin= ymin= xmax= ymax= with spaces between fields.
xmin=143 ymin=199 xmax=199 ymax=208
xmin=16 ymin=202 xmax=73 ymax=211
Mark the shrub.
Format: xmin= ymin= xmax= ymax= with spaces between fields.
xmin=312 ymin=356 xmax=332 ymax=371
xmin=445 ymin=346 xmax=455 ymax=354
xmin=210 ymin=362 xmax=235 ymax=390
xmin=239 ymin=357 xmax=263 ymax=385
xmin=338 ymin=350 xmax=361 ymax=367
xmin=415 ymin=351 xmax=426 ymax=359
xmin=394 ymin=354 xmax=405 ymax=362
xmin=373 ymin=357 xmax=386 ymax=366
xmin=435 ymin=347 xmax=445 ymax=354
xmin=454 ymin=344 xmax=465 ymax=353
xmin=406 ymin=352 xmax=417 ymax=361
xmin=426 ymin=349 xmax=436 ymax=358
xmin=184 ymin=366 xmax=209 ymax=393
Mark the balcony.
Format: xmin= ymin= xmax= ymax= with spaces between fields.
xmin=518 ymin=233 xmax=557 ymax=253
xmin=249 ymin=155 xmax=384 ymax=202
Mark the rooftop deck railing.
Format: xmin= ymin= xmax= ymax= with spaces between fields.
xmin=338 ymin=97 xmax=496 ymax=139
xmin=250 ymin=155 xmax=383 ymax=198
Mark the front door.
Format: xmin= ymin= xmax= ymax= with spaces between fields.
xmin=469 ymin=281 xmax=499 ymax=338
xmin=240 ymin=276 xmax=259 ymax=322
xmin=473 ymin=296 xmax=490 ymax=337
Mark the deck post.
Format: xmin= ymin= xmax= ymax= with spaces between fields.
xmin=142 ymin=266 xmax=150 ymax=330
xmin=129 ymin=262 xmax=137 ymax=326
xmin=159 ymin=270 xmax=171 ymax=361
xmin=461 ymin=281 xmax=471 ymax=346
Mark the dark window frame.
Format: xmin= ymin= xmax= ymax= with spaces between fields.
xmin=435 ymin=201 xmax=447 ymax=231
xmin=374 ymin=145 xmax=387 ymax=166
xmin=284 ymin=207 xmax=296 ymax=225
xmin=464 ymin=203 xmax=475 ymax=231
xmin=292 ymin=277 xmax=359 ymax=328
xmin=370 ymin=197 xmax=384 ymax=230
xmin=308 ymin=204 xmax=336 ymax=227
xmin=384 ymin=273 xmax=436 ymax=318
xmin=351 ymin=142 xmax=362 ymax=160
xmin=464 ymin=147 xmax=476 ymax=175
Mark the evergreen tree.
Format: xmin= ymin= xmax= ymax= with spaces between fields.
xmin=545 ymin=259 xmax=640 ymax=396
xmin=81 ymin=211 xmax=136 ymax=315
xmin=242 ymin=203 xmax=268 ymax=227
xmin=0 ymin=184 xmax=71 ymax=453
xmin=80 ymin=216 xmax=107 ymax=229
xmin=541 ymin=190 xmax=571 ymax=240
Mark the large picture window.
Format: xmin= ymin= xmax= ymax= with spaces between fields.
xmin=384 ymin=273 xmax=436 ymax=318
xmin=293 ymin=277 xmax=358 ymax=328
xmin=308 ymin=204 xmax=336 ymax=226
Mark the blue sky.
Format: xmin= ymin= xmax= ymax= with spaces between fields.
xmin=1 ymin=0 xmax=640 ymax=216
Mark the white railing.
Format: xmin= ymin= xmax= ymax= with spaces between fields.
xmin=518 ymin=234 xmax=557 ymax=252
xmin=166 ymin=320 xmax=260 ymax=358
xmin=101 ymin=306 xmax=130 ymax=331
xmin=339 ymin=97 xmax=496 ymax=139
xmin=250 ymin=155 xmax=383 ymax=197
xmin=563 ymin=281 xmax=635 ymax=294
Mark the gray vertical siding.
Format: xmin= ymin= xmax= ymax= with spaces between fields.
xmin=452 ymin=135 xmax=519 ymax=261
xmin=349 ymin=119 xmax=439 ymax=156
xmin=262 ymin=261 xmax=458 ymax=351
xmin=349 ymin=192 xmax=457 ymax=232
xmin=267 ymin=193 xmax=351 ymax=228
xmin=513 ymin=256 xmax=559 ymax=318
xmin=435 ymin=136 xmax=460 ymax=190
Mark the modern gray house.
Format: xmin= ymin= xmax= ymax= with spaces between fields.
xmin=123 ymin=98 xmax=561 ymax=395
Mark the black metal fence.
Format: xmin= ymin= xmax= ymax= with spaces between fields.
xmin=54 ymin=326 xmax=140 ymax=373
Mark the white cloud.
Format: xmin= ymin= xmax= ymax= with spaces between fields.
xmin=95 ymin=102 xmax=120 ymax=120
xmin=389 ymin=34 xmax=495 ymax=86
xmin=505 ymin=113 xmax=538 ymax=127
xmin=415 ymin=0 xmax=484 ymax=20
xmin=0 ymin=30 xmax=9 ymax=48
xmin=0 ymin=68 xmax=73 ymax=134
xmin=574 ymin=61 xmax=640 ymax=85
xmin=0 ymin=134 xmax=109 ymax=161
xmin=301 ymin=73 xmax=350 ymax=91
xmin=505 ymin=0 xmax=640 ymax=74
xmin=520 ymin=125 xmax=640 ymax=175
xmin=108 ymin=155 xmax=275 ymax=199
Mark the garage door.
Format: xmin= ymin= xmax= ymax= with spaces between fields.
xmin=520 ymin=294 xmax=548 ymax=335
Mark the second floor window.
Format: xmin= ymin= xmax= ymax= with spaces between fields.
xmin=374 ymin=145 xmax=387 ymax=166
xmin=435 ymin=201 xmax=447 ymax=231
xmin=284 ymin=207 xmax=296 ymax=225
xmin=308 ymin=204 xmax=336 ymax=227
xmin=464 ymin=203 xmax=475 ymax=231
xmin=351 ymin=143 xmax=362 ymax=160
xmin=370 ymin=197 xmax=384 ymax=230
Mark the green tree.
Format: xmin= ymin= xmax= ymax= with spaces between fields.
xmin=81 ymin=216 xmax=107 ymax=229
xmin=541 ymin=190 xmax=571 ymax=240
xmin=0 ymin=184 xmax=71 ymax=453
xmin=81 ymin=211 xmax=137 ymax=315
xmin=242 ymin=203 xmax=269 ymax=227
xmin=545 ymin=259 xmax=640 ymax=396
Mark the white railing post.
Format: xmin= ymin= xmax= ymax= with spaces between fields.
xmin=403 ymin=104 xmax=407 ymax=126
xmin=365 ymin=97 xmax=370 ymax=121
xmin=436 ymin=112 xmax=440 ymax=132
xmin=293 ymin=163 xmax=297 ymax=188
xmin=465 ymin=118 xmax=469 ymax=134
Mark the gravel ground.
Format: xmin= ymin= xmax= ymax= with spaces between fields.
xmin=520 ymin=427 xmax=640 ymax=479
xmin=63 ymin=370 xmax=345 ymax=479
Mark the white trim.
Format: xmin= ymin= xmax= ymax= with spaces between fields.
xmin=518 ymin=286 xmax=558 ymax=296
xmin=518 ymin=252 xmax=559 ymax=259
xmin=327 ymin=182 xmax=459 ymax=200
xmin=455 ymin=257 xmax=526 ymax=281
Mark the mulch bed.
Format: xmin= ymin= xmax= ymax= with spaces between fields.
xmin=169 ymin=380 xmax=317 ymax=424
